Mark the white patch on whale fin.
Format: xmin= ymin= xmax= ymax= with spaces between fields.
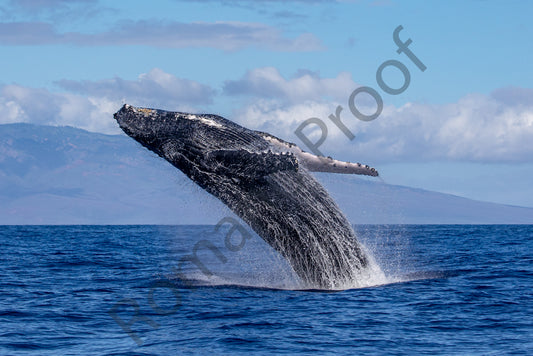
xmin=255 ymin=131 xmax=379 ymax=177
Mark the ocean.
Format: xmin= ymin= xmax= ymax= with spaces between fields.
xmin=1 ymin=225 xmax=531 ymax=355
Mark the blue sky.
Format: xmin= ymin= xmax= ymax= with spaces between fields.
xmin=1 ymin=0 xmax=533 ymax=207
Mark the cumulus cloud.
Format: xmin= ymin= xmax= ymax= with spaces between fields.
xmin=0 ymin=20 xmax=323 ymax=51
xmin=224 ymin=67 xmax=356 ymax=103
xmin=56 ymin=68 xmax=215 ymax=109
xmin=0 ymin=84 xmax=120 ymax=133
xmin=2 ymin=63 xmax=532 ymax=164
xmin=230 ymin=84 xmax=533 ymax=163
xmin=0 ymin=68 xmax=216 ymax=134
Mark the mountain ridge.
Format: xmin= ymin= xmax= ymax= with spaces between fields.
xmin=1 ymin=123 xmax=532 ymax=224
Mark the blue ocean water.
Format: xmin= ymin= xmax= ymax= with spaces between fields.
xmin=1 ymin=225 xmax=531 ymax=355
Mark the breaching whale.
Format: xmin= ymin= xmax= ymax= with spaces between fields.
xmin=115 ymin=104 xmax=380 ymax=289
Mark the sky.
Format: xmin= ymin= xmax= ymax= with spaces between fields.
xmin=1 ymin=0 xmax=532 ymax=207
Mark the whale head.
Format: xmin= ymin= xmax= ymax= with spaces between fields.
xmin=114 ymin=104 xmax=263 ymax=151
xmin=114 ymin=104 xmax=297 ymax=183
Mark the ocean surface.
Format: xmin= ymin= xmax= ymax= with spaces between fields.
xmin=1 ymin=224 xmax=531 ymax=355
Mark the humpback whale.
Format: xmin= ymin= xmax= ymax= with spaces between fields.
xmin=115 ymin=104 xmax=380 ymax=289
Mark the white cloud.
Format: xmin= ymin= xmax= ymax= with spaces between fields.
xmin=2 ymin=63 xmax=532 ymax=164
xmin=0 ymin=85 xmax=121 ymax=134
xmin=232 ymin=98 xmax=334 ymax=137
xmin=56 ymin=68 xmax=215 ymax=109
xmin=224 ymin=67 xmax=356 ymax=103
xmin=0 ymin=68 xmax=216 ymax=134
xmin=230 ymin=85 xmax=533 ymax=163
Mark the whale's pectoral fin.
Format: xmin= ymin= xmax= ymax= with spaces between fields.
xmin=297 ymin=152 xmax=379 ymax=177
xmin=207 ymin=149 xmax=298 ymax=178
xmin=256 ymin=131 xmax=378 ymax=177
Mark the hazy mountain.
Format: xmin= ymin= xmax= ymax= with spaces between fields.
xmin=1 ymin=123 xmax=532 ymax=224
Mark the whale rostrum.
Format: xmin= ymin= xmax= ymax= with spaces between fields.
xmin=115 ymin=104 xmax=380 ymax=289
